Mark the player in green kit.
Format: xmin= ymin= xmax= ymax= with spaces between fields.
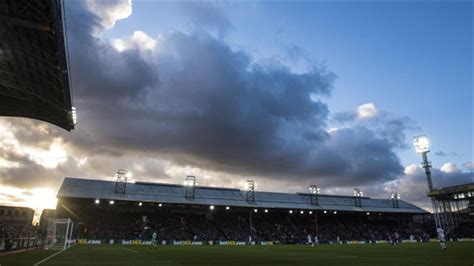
xmin=151 ymin=230 xmax=158 ymax=249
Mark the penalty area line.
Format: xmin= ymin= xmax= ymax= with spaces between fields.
xmin=33 ymin=249 xmax=67 ymax=266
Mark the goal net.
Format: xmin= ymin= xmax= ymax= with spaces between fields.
xmin=45 ymin=218 xmax=74 ymax=250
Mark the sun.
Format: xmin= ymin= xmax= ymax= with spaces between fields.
xmin=24 ymin=188 xmax=58 ymax=211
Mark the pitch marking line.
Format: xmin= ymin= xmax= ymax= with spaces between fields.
xmin=33 ymin=249 xmax=67 ymax=266
xmin=120 ymin=247 xmax=139 ymax=253
xmin=42 ymin=262 xmax=172 ymax=265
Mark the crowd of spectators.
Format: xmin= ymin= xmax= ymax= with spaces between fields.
xmin=72 ymin=208 xmax=451 ymax=244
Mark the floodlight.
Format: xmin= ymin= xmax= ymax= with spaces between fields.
xmin=210 ymin=205 xmax=215 ymax=210
xmin=333 ymin=211 xmax=337 ymax=214
xmin=109 ymin=200 xmax=115 ymax=205
xmin=94 ymin=199 xmax=100 ymax=204
xmin=254 ymin=209 xmax=258 ymax=213
xmin=323 ymin=210 xmax=327 ymax=214
xmin=300 ymin=210 xmax=304 ymax=214
xmin=125 ymin=172 xmax=132 ymax=179
xmin=138 ymin=202 xmax=143 ymax=206
xmin=309 ymin=185 xmax=320 ymax=194
xmin=226 ymin=206 xmax=230 ymax=210
xmin=309 ymin=211 xmax=313 ymax=214
xmin=353 ymin=188 xmax=363 ymax=197
xmin=289 ymin=210 xmax=293 ymax=214
xmin=264 ymin=209 xmax=268 ymax=213
xmin=71 ymin=107 xmax=77 ymax=125
xmin=413 ymin=135 xmax=430 ymax=154
xmin=158 ymin=203 xmax=163 ymax=207
xmin=366 ymin=212 xmax=370 ymax=215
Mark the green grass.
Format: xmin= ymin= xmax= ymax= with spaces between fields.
xmin=1 ymin=242 xmax=473 ymax=266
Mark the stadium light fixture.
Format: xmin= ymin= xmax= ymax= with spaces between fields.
xmin=109 ymin=200 xmax=115 ymax=205
xmin=246 ymin=180 xmax=256 ymax=202
xmin=210 ymin=205 xmax=215 ymax=210
xmin=71 ymin=107 xmax=77 ymax=125
xmin=323 ymin=210 xmax=327 ymax=214
xmin=309 ymin=185 xmax=320 ymax=194
xmin=300 ymin=210 xmax=304 ymax=214
xmin=353 ymin=188 xmax=363 ymax=207
xmin=264 ymin=209 xmax=268 ymax=213
xmin=289 ymin=210 xmax=293 ymax=214
xmin=138 ymin=202 xmax=143 ymax=206
xmin=413 ymin=135 xmax=442 ymax=230
xmin=254 ymin=208 xmax=258 ymax=213
xmin=158 ymin=203 xmax=163 ymax=207
xmin=309 ymin=211 xmax=313 ymax=214
xmin=413 ymin=135 xmax=430 ymax=154
xmin=333 ymin=211 xmax=337 ymax=214
xmin=353 ymin=188 xmax=362 ymax=197
xmin=226 ymin=206 xmax=230 ymax=210
xmin=94 ymin=199 xmax=100 ymax=204
xmin=366 ymin=212 xmax=370 ymax=215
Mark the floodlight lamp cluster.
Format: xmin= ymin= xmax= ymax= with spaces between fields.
xmin=309 ymin=185 xmax=320 ymax=194
xmin=413 ymin=135 xmax=430 ymax=154
xmin=391 ymin=192 xmax=401 ymax=199
xmin=353 ymin=188 xmax=363 ymax=197
xmin=115 ymin=169 xmax=132 ymax=179
xmin=71 ymin=107 xmax=78 ymax=125
xmin=183 ymin=180 xmax=195 ymax=187
xmin=245 ymin=180 xmax=257 ymax=191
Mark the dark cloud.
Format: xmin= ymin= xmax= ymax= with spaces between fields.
xmin=2 ymin=1 xmax=418 ymax=195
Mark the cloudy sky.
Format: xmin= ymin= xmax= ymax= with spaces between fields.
xmin=0 ymin=0 xmax=472 ymax=218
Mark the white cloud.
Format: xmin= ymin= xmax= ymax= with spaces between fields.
xmin=0 ymin=120 xmax=67 ymax=169
xmin=23 ymin=140 xmax=67 ymax=169
xmin=440 ymin=162 xmax=461 ymax=173
xmin=113 ymin=31 xmax=157 ymax=53
xmin=463 ymin=161 xmax=474 ymax=170
xmin=0 ymin=158 xmax=20 ymax=168
xmin=86 ymin=0 xmax=132 ymax=32
xmin=357 ymin=102 xmax=378 ymax=119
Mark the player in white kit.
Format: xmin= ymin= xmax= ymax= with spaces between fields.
xmin=307 ymin=234 xmax=314 ymax=247
xmin=437 ymin=227 xmax=446 ymax=250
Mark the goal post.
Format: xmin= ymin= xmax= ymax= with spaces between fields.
xmin=45 ymin=218 xmax=74 ymax=250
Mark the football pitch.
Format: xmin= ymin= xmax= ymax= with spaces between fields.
xmin=1 ymin=242 xmax=473 ymax=266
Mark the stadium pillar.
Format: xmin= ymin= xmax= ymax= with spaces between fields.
xmin=314 ymin=212 xmax=318 ymax=235
xmin=249 ymin=210 xmax=253 ymax=244
xmin=413 ymin=136 xmax=442 ymax=230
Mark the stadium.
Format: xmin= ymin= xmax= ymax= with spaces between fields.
xmin=1 ymin=176 xmax=474 ymax=265
xmin=1 ymin=0 xmax=473 ymax=265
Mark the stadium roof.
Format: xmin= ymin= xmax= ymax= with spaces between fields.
xmin=428 ymin=182 xmax=474 ymax=201
xmin=0 ymin=0 xmax=74 ymax=130
xmin=58 ymin=178 xmax=428 ymax=214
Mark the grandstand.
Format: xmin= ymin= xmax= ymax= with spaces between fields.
xmin=0 ymin=0 xmax=75 ymax=130
xmin=427 ymin=183 xmax=474 ymax=234
xmin=55 ymin=177 xmax=433 ymax=244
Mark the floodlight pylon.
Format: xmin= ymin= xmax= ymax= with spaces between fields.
xmin=184 ymin=176 xmax=196 ymax=199
xmin=114 ymin=169 xmax=128 ymax=194
xmin=246 ymin=180 xmax=256 ymax=202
